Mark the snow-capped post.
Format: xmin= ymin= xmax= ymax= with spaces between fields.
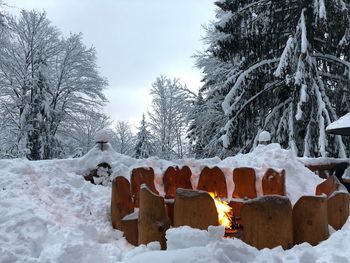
xmin=258 ymin=131 xmax=271 ymax=145
xmin=94 ymin=129 xmax=112 ymax=152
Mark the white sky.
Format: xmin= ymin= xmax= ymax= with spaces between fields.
xmin=6 ymin=0 xmax=216 ymax=129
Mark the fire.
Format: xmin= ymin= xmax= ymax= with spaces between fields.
xmin=209 ymin=192 xmax=232 ymax=229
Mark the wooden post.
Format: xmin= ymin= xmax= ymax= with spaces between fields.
xmin=327 ymin=192 xmax=350 ymax=230
xmin=262 ymin=168 xmax=285 ymax=196
xmin=293 ymin=195 xmax=329 ymax=246
xmin=315 ymin=175 xmax=340 ymax=196
xmin=232 ymin=167 xmax=257 ymax=199
xmin=131 ymin=167 xmax=158 ymax=207
xmin=240 ymin=195 xmax=293 ymax=250
xmin=174 ymin=188 xmax=219 ymax=230
xmin=122 ymin=212 xmax=139 ymax=246
xmin=138 ymin=185 xmax=170 ymax=250
xmin=163 ymin=166 xmax=192 ymax=198
xmin=111 ymin=176 xmax=134 ymax=230
xmin=197 ymin=166 xmax=227 ymax=198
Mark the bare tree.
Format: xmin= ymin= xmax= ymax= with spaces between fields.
xmin=0 ymin=10 xmax=107 ymax=159
xmin=112 ymin=121 xmax=135 ymax=156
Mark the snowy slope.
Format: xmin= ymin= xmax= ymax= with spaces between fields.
xmin=0 ymin=144 xmax=349 ymax=262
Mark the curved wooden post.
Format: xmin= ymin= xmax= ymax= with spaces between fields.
xmin=327 ymin=192 xmax=350 ymax=230
xmin=315 ymin=175 xmax=340 ymax=196
xmin=232 ymin=167 xmax=257 ymax=199
xmin=293 ymin=195 xmax=328 ymax=246
xmin=138 ymin=186 xmax=170 ymax=250
xmin=131 ymin=167 xmax=158 ymax=207
xmin=197 ymin=166 xmax=227 ymax=198
xmin=163 ymin=166 xmax=192 ymax=198
xmin=111 ymin=176 xmax=134 ymax=230
xmin=240 ymin=196 xmax=293 ymax=249
xmin=262 ymin=168 xmax=285 ymax=196
xmin=174 ymin=188 xmax=219 ymax=230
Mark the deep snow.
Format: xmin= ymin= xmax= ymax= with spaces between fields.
xmin=0 ymin=143 xmax=349 ymax=262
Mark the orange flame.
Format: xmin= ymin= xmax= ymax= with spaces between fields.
xmin=209 ymin=192 xmax=232 ymax=229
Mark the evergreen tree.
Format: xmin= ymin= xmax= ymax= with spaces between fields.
xmin=194 ymin=0 xmax=350 ymax=158
xmin=134 ymin=114 xmax=154 ymax=159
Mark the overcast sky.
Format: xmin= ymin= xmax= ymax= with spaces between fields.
xmin=7 ymin=0 xmax=216 ymax=129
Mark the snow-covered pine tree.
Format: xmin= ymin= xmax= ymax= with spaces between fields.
xmin=196 ymin=0 xmax=350 ymax=157
xmin=134 ymin=114 xmax=154 ymax=159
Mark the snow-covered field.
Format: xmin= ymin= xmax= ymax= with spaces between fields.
xmin=1 ymin=143 xmax=350 ymax=262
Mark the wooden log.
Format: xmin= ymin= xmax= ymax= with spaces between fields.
xmin=122 ymin=212 xmax=139 ymax=246
xmin=165 ymin=199 xmax=175 ymax=226
xmin=240 ymin=195 xmax=293 ymax=249
xmin=228 ymin=199 xmax=245 ymax=218
xmin=232 ymin=167 xmax=257 ymax=199
xmin=163 ymin=166 xmax=192 ymax=198
xmin=174 ymin=188 xmax=219 ymax=230
xmin=138 ymin=186 xmax=170 ymax=250
xmin=111 ymin=176 xmax=134 ymax=230
xmin=293 ymin=195 xmax=329 ymax=246
xmin=262 ymin=168 xmax=286 ymax=196
xmin=197 ymin=166 xmax=227 ymax=198
xmin=327 ymin=192 xmax=350 ymax=230
xmin=131 ymin=167 xmax=158 ymax=207
xmin=315 ymin=175 xmax=340 ymax=197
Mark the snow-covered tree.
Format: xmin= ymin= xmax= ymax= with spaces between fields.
xmin=194 ymin=0 xmax=350 ymax=158
xmin=148 ymin=76 xmax=193 ymax=159
xmin=134 ymin=114 xmax=154 ymax=159
xmin=112 ymin=121 xmax=135 ymax=156
xmin=0 ymin=10 xmax=107 ymax=159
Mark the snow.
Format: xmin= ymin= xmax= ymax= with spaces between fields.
xmin=326 ymin=112 xmax=350 ymax=131
xmin=94 ymin=129 xmax=113 ymax=143
xmin=258 ymin=131 xmax=270 ymax=143
xmin=0 ymin=143 xmax=349 ymax=262
xmin=300 ymin=10 xmax=308 ymax=54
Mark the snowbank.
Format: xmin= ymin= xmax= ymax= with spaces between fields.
xmin=0 ymin=143 xmax=349 ymax=262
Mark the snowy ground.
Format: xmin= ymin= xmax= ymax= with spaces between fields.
xmin=1 ymin=144 xmax=350 ymax=262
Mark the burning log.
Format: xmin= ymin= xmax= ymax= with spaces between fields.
xmin=174 ymin=188 xmax=219 ymax=230
xmin=262 ymin=168 xmax=286 ymax=196
xmin=293 ymin=195 xmax=329 ymax=246
xmin=197 ymin=167 xmax=227 ymax=198
xmin=232 ymin=167 xmax=257 ymax=199
xmin=327 ymin=192 xmax=350 ymax=230
xmin=315 ymin=175 xmax=340 ymax=196
xmin=111 ymin=176 xmax=134 ymax=230
xmin=131 ymin=167 xmax=158 ymax=207
xmin=163 ymin=166 xmax=192 ymax=198
xmin=240 ymin=195 xmax=293 ymax=249
xmin=138 ymin=185 xmax=170 ymax=250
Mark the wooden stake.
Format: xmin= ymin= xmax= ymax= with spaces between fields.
xmin=138 ymin=185 xmax=170 ymax=250
xmin=174 ymin=188 xmax=219 ymax=230
xmin=163 ymin=166 xmax=192 ymax=198
xmin=232 ymin=167 xmax=257 ymax=199
xmin=197 ymin=166 xmax=227 ymax=198
xmin=131 ymin=167 xmax=158 ymax=207
xmin=327 ymin=192 xmax=350 ymax=230
xmin=262 ymin=168 xmax=286 ymax=196
xmin=315 ymin=175 xmax=340 ymax=196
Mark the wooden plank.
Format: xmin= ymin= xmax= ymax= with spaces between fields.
xmin=232 ymin=167 xmax=257 ymax=199
xmin=315 ymin=175 xmax=340 ymax=197
xmin=111 ymin=176 xmax=134 ymax=230
xmin=262 ymin=168 xmax=286 ymax=196
xmin=197 ymin=166 xmax=227 ymax=198
xmin=138 ymin=186 xmax=170 ymax=250
xmin=293 ymin=195 xmax=328 ymax=246
xmin=327 ymin=192 xmax=350 ymax=230
xmin=131 ymin=167 xmax=158 ymax=207
xmin=174 ymin=188 xmax=219 ymax=230
xmin=163 ymin=166 xmax=192 ymax=198
xmin=240 ymin=196 xmax=293 ymax=250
